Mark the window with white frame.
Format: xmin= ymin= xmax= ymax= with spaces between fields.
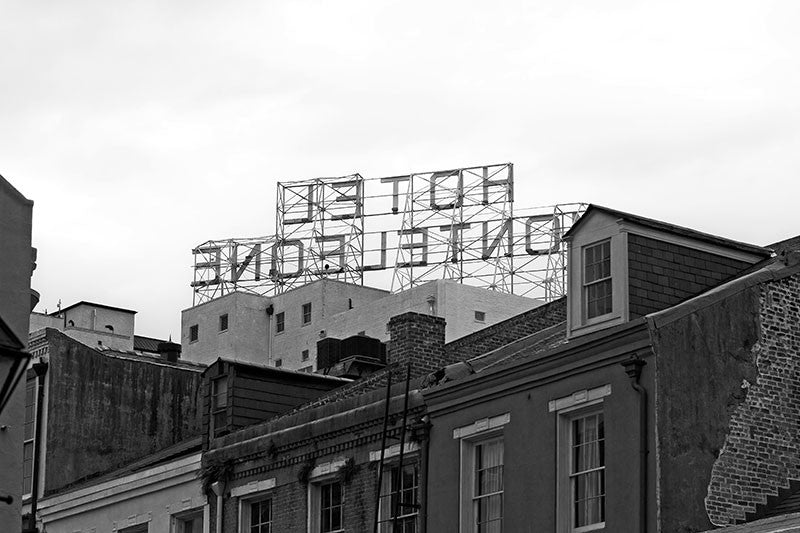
xmin=552 ymin=388 xmax=608 ymax=533
xmin=173 ymin=509 xmax=203 ymax=533
xmin=377 ymin=463 xmax=419 ymax=532
xmin=569 ymin=411 xmax=605 ymax=530
xmin=276 ymin=312 xmax=285 ymax=334
xmin=302 ymin=302 xmax=312 ymax=325
xmin=461 ymin=435 xmax=504 ymax=533
xmin=583 ymin=241 xmax=612 ymax=320
xmin=310 ymin=479 xmax=344 ymax=533
xmin=240 ymin=496 xmax=273 ymax=533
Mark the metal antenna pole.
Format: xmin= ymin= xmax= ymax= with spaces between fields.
xmin=391 ymin=363 xmax=412 ymax=530
xmin=373 ymin=369 xmax=394 ymax=533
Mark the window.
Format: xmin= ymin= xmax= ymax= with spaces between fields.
xmin=275 ymin=359 xmax=282 ymax=368
xmin=568 ymin=412 xmax=605 ymax=531
xmin=174 ymin=510 xmax=203 ymax=533
xmin=302 ymin=303 xmax=312 ymax=325
xmin=299 ymin=366 xmax=313 ymax=373
xmin=211 ymin=377 xmax=228 ymax=434
xmin=474 ymin=311 xmax=486 ymax=322
xmin=378 ymin=463 xmax=419 ymax=533
xmin=189 ymin=324 xmax=199 ymax=343
xmin=583 ymin=241 xmax=612 ymax=319
xmin=22 ymin=376 xmax=36 ymax=496
xmin=302 ymin=349 xmax=309 ymax=361
xmin=220 ymin=313 xmax=229 ymax=332
xmin=472 ymin=438 xmax=504 ymax=533
xmin=105 ymin=324 xmax=114 ymax=332
xmin=276 ymin=312 xmax=285 ymax=334
xmin=318 ymin=481 xmax=344 ymax=533
xmin=241 ymin=497 xmax=272 ymax=533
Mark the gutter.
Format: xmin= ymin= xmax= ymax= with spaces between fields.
xmin=622 ymin=355 xmax=648 ymax=533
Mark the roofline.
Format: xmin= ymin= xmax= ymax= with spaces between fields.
xmin=425 ymin=317 xmax=650 ymax=412
xmin=203 ymin=356 xmax=352 ymax=383
xmin=646 ymin=252 xmax=800 ymax=330
xmin=563 ymin=204 xmax=772 ymax=258
xmin=0 ymin=173 xmax=34 ymax=206
xmin=52 ymin=301 xmax=137 ymax=316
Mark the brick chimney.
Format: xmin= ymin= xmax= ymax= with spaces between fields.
xmin=387 ymin=312 xmax=446 ymax=377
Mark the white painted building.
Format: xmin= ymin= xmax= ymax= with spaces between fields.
xmin=37 ymin=438 xmax=205 ymax=533
xmin=181 ymin=278 xmax=543 ymax=370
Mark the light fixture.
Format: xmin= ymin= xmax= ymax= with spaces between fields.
xmin=0 ymin=315 xmax=31 ymax=416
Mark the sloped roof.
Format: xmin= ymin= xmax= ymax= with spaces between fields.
xmin=563 ymin=204 xmax=771 ymax=258
xmin=53 ymin=301 xmax=137 ymax=316
xmin=133 ymin=335 xmax=166 ymax=353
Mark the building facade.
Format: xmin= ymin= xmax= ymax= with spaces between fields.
xmin=0 ymin=175 xmax=36 ymax=529
xmin=180 ymin=278 xmax=542 ymax=371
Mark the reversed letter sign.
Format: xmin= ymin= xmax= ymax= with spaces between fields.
xmin=271 ymin=240 xmax=304 ymax=279
xmin=429 ymin=170 xmax=462 ymax=210
xmin=329 ymin=180 xmax=362 ymax=220
xmin=481 ymin=219 xmax=513 ymax=260
xmin=398 ymin=228 xmax=429 ymax=267
xmin=438 ymin=223 xmax=471 ymax=263
xmin=231 ymin=243 xmax=262 ymax=282
xmin=314 ymin=235 xmax=346 ymax=272
xmin=191 ymin=246 xmax=222 ymax=287
xmin=380 ymin=175 xmax=410 ymax=213
xmin=283 ymin=184 xmax=315 ymax=225
xmin=525 ymin=215 xmax=561 ymax=256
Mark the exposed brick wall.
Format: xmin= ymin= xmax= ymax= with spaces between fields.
xmin=209 ymin=392 xmax=426 ymax=533
xmin=444 ymin=297 xmax=566 ymax=361
xmin=628 ymin=234 xmax=753 ymax=318
xmin=705 ymin=272 xmax=800 ymax=525
xmin=387 ymin=312 xmax=447 ymax=377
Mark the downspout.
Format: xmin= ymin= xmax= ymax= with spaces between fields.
xmin=622 ymin=355 xmax=648 ymax=533
xmin=418 ymin=415 xmax=432 ymax=533
xmin=211 ymin=480 xmax=225 ymax=533
xmin=25 ymin=360 xmax=48 ymax=533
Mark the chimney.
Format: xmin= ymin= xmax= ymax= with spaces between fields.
xmin=387 ymin=312 xmax=446 ymax=377
xmin=157 ymin=341 xmax=181 ymax=363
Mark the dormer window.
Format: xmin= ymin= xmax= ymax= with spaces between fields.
xmin=584 ymin=241 xmax=612 ymax=320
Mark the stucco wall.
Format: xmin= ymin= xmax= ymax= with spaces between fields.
xmin=0 ymin=176 xmax=34 ymax=527
xmin=44 ymin=329 xmax=203 ymax=494
xmin=649 ymin=284 xmax=761 ymax=532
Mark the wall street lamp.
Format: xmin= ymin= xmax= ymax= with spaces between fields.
xmin=0 ymin=315 xmax=30 ymax=417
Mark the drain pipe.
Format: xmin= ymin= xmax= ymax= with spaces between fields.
xmin=24 ymin=360 xmax=48 ymax=533
xmin=211 ymin=481 xmax=225 ymax=533
xmin=622 ymin=354 xmax=648 ymax=533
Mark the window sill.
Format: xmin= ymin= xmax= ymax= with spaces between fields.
xmin=574 ymin=521 xmax=605 ymax=533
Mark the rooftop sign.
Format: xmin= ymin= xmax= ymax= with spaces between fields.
xmin=191 ymin=163 xmax=585 ymax=304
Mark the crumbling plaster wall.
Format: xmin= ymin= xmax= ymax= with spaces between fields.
xmin=705 ymin=272 xmax=800 ymax=525
xmin=649 ymin=285 xmax=761 ymax=533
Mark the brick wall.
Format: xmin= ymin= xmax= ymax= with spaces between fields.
xmin=705 ymin=272 xmax=800 ymax=525
xmin=209 ymin=390 xmax=426 ymax=533
xmin=628 ymin=234 xmax=752 ymax=318
xmin=444 ymin=297 xmax=566 ymax=361
xmin=387 ymin=312 xmax=447 ymax=377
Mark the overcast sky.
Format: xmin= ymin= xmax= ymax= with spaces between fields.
xmin=3 ymin=0 xmax=798 ymax=339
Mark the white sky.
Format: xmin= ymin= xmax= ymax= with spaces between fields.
xmin=3 ymin=0 xmax=799 ymax=339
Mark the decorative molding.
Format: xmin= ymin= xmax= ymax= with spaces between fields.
xmin=548 ymin=384 xmax=611 ymax=412
xmin=369 ymin=442 xmax=420 ymax=462
xmin=452 ymin=413 xmax=510 ymax=439
xmin=231 ymin=478 xmax=276 ymax=498
xmin=309 ymin=459 xmax=346 ymax=479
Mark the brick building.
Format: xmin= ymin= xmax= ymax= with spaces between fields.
xmin=27 ymin=204 xmax=800 ymax=532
